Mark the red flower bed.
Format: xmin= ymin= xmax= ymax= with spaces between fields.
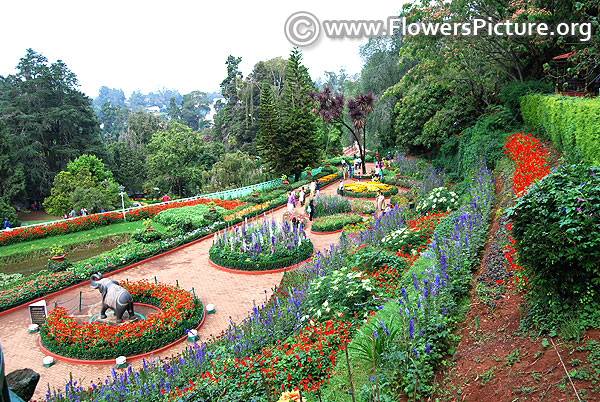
xmin=162 ymin=319 xmax=351 ymax=400
xmin=504 ymin=132 xmax=550 ymax=196
xmin=0 ymin=271 xmax=77 ymax=310
xmin=0 ymin=198 xmax=245 ymax=246
xmin=40 ymin=280 xmax=203 ymax=360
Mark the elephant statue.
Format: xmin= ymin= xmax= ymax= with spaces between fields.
xmin=90 ymin=273 xmax=134 ymax=324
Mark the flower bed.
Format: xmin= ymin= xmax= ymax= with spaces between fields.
xmin=504 ymin=131 xmax=550 ymax=196
xmin=40 ymin=280 xmax=204 ymax=360
xmin=311 ymin=213 xmax=363 ymax=233
xmin=0 ymin=271 xmax=78 ymax=311
xmin=381 ymin=212 xmax=450 ymax=254
xmin=283 ymin=210 xmax=309 ymax=227
xmin=350 ymin=198 xmax=376 ymax=215
xmin=316 ymin=174 xmax=339 ymax=184
xmin=308 ymin=194 xmax=352 ymax=218
xmin=209 ymin=220 xmax=313 ymax=271
xmin=338 ymin=182 xmax=398 ymax=198
xmin=0 ymin=198 xmax=245 ymax=246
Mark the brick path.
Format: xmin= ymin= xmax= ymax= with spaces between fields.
xmin=0 ymin=173 xmax=375 ymax=401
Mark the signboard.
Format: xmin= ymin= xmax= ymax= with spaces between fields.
xmin=29 ymin=300 xmax=47 ymax=325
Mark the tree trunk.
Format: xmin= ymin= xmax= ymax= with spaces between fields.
xmin=362 ymin=128 xmax=367 ymax=174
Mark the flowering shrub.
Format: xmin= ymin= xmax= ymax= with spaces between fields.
xmin=415 ymin=187 xmax=459 ymax=213
xmin=153 ymin=204 xmax=225 ymax=228
xmin=351 ymin=198 xmax=376 ymax=214
xmin=309 ymin=194 xmax=352 ymax=218
xmin=504 ymin=131 xmax=549 ymax=196
xmin=311 ymin=213 xmax=363 ymax=233
xmin=0 ymin=198 xmax=244 ymax=246
xmin=40 ymin=280 xmax=203 ymax=360
xmin=506 ymin=164 xmax=600 ymax=328
xmin=223 ymin=198 xmax=285 ymax=221
xmin=340 ymin=182 xmax=398 ymax=198
xmin=301 ymin=268 xmax=377 ymax=323
xmin=381 ymin=212 xmax=449 ymax=255
xmin=209 ymin=220 xmax=313 ymax=271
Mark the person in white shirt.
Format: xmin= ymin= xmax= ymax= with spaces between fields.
xmin=299 ymin=188 xmax=305 ymax=206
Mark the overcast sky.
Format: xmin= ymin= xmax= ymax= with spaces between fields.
xmin=0 ymin=0 xmax=404 ymax=98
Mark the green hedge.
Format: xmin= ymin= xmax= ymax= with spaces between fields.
xmin=521 ymin=94 xmax=600 ymax=164
xmin=208 ymin=241 xmax=313 ymax=272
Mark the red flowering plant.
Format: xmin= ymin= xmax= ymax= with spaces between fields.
xmin=0 ymin=271 xmax=77 ymax=310
xmin=504 ymin=131 xmax=550 ymax=196
xmin=0 ymin=198 xmax=245 ymax=246
xmin=40 ymin=280 xmax=203 ymax=360
xmin=161 ymin=319 xmax=351 ymax=401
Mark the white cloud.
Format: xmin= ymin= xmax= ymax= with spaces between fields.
xmin=0 ymin=0 xmax=403 ymax=97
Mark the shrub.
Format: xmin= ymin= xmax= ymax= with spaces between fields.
xmin=47 ymin=258 xmax=73 ymax=273
xmin=0 ymin=198 xmax=20 ymax=228
xmin=499 ymin=79 xmax=552 ymax=121
xmin=301 ymin=267 xmax=378 ymax=323
xmin=132 ymin=229 xmax=163 ymax=244
xmin=521 ymin=94 xmax=600 ymax=165
xmin=507 ymin=164 xmax=600 ymax=326
xmin=416 ymin=187 xmax=459 ymax=214
xmin=311 ymin=213 xmax=363 ymax=233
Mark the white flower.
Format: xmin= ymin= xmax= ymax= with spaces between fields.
xmin=317 ymin=310 xmax=322 ymax=317
xmin=323 ymin=300 xmax=329 ymax=307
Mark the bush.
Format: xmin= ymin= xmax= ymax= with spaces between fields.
xmin=0 ymin=198 xmax=20 ymax=228
xmin=499 ymin=79 xmax=553 ymax=121
xmin=311 ymin=213 xmax=363 ymax=233
xmin=47 ymin=258 xmax=73 ymax=273
xmin=521 ymin=94 xmax=600 ymax=165
xmin=416 ymin=187 xmax=459 ymax=214
xmin=132 ymin=229 xmax=163 ymax=244
xmin=349 ymin=245 xmax=409 ymax=273
xmin=351 ymin=199 xmax=376 ymax=215
xmin=301 ymin=267 xmax=378 ymax=323
xmin=507 ymin=164 xmax=600 ymax=326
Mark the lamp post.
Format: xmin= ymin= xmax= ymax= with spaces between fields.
xmin=256 ymin=156 xmax=261 ymax=182
xmin=118 ymin=185 xmax=126 ymax=221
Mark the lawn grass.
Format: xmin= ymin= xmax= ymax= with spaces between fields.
xmin=0 ymin=220 xmax=167 ymax=264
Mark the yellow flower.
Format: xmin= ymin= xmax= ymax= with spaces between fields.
xmin=344 ymin=182 xmax=393 ymax=193
xmin=317 ymin=174 xmax=337 ymax=184
xmin=278 ymin=390 xmax=305 ymax=402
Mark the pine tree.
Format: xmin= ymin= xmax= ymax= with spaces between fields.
xmin=280 ymin=48 xmax=319 ymax=180
xmin=256 ymin=84 xmax=281 ymax=171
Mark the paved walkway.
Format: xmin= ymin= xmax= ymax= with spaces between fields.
xmin=0 ymin=169 xmax=380 ymax=400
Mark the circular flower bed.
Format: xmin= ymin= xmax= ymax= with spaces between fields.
xmin=311 ymin=213 xmax=363 ymax=233
xmin=339 ymin=182 xmax=398 ymax=198
xmin=209 ymin=220 xmax=313 ymax=271
xmin=40 ymin=280 xmax=204 ymax=360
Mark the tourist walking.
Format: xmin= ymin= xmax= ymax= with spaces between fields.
xmin=162 ymin=193 xmax=170 ymax=203
xmin=80 ymin=207 xmax=88 ymax=216
xmin=287 ymin=191 xmax=297 ymax=212
xmin=315 ymin=180 xmax=321 ymax=195
xmin=338 ymin=180 xmax=344 ymax=197
xmin=299 ymin=187 xmax=306 ymax=206
xmin=308 ymin=198 xmax=315 ymax=221
xmin=310 ymin=181 xmax=316 ymax=197
xmin=3 ymin=217 xmax=9 ymax=230
xmin=376 ymin=191 xmax=385 ymax=214
xmin=70 ymin=208 xmax=76 ymax=218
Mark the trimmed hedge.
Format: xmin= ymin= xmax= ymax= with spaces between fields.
xmin=521 ymin=94 xmax=600 ymax=164
xmin=208 ymin=241 xmax=314 ymax=272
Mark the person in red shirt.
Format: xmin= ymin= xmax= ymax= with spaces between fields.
xmin=162 ymin=194 xmax=170 ymax=203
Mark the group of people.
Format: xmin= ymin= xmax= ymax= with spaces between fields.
xmin=63 ymin=206 xmax=91 ymax=219
xmin=287 ymin=180 xmax=324 ymax=221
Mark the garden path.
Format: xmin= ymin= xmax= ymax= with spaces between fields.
xmin=0 ymin=166 xmax=378 ymax=401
